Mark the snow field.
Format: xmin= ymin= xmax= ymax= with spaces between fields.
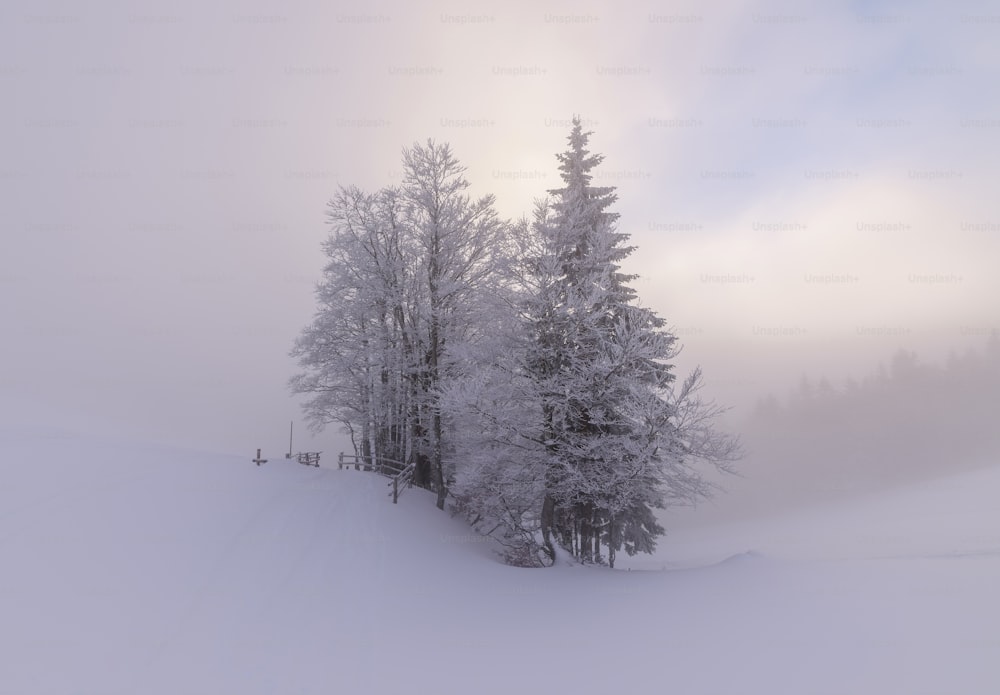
xmin=1 ymin=431 xmax=998 ymax=694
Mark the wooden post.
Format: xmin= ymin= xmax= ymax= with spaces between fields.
xmin=286 ymin=421 xmax=293 ymax=459
xmin=338 ymin=452 xmax=344 ymax=470
xmin=253 ymin=448 xmax=268 ymax=466
xmin=393 ymin=476 xmax=398 ymax=504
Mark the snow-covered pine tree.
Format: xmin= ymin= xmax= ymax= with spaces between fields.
xmin=525 ymin=117 xmax=738 ymax=566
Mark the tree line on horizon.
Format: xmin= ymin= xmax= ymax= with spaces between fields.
xmin=746 ymin=336 xmax=1000 ymax=498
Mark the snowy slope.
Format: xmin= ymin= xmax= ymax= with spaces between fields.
xmin=2 ymin=430 xmax=998 ymax=694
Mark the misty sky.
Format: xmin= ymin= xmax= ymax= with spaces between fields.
xmin=2 ymin=0 xmax=997 ymax=457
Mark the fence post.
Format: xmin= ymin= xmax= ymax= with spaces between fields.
xmin=338 ymin=452 xmax=344 ymax=470
xmin=393 ymin=476 xmax=399 ymax=504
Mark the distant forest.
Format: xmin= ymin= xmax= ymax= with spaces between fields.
xmin=746 ymin=334 xmax=1000 ymax=501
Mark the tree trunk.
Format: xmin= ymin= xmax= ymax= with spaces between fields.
xmin=573 ymin=518 xmax=580 ymax=560
xmin=361 ymin=422 xmax=372 ymax=464
xmin=432 ymin=408 xmax=446 ymax=509
xmin=579 ymin=506 xmax=592 ymax=563
xmin=413 ymin=452 xmax=432 ymax=488
xmin=428 ymin=228 xmax=446 ymax=511
xmin=591 ymin=509 xmax=599 ymax=562
xmin=540 ymin=493 xmax=556 ymax=563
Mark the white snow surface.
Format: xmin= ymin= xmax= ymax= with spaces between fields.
xmin=2 ymin=430 xmax=998 ymax=694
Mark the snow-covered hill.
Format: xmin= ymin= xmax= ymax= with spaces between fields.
xmin=2 ymin=430 xmax=998 ymax=694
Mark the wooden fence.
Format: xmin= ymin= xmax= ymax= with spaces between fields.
xmin=338 ymin=453 xmax=416 ymax=504
xmin=295 ymin=452 xmax=321 ymax=467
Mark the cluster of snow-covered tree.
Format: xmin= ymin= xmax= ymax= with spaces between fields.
xmin=291 ymin=119 xmax=739 ymax=567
